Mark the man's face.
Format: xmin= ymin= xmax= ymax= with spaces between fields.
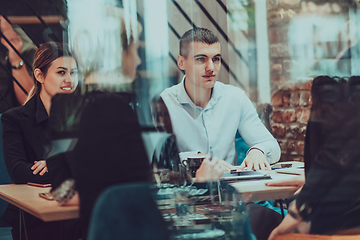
xmin=177 ymin=42 xmax=221 ymax=89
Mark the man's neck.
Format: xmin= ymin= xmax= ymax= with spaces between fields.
xmin=184 ymin=77 xmax=212 ymax=109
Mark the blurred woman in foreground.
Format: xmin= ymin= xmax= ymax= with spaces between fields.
xmin=269 ymin=76 xmax=360 ymax=239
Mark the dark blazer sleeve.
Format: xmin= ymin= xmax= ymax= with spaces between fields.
xmin=1 ymin=110 xmax=52 ymax=184
xmin=47 ymin=151 xmax=73 ymax=191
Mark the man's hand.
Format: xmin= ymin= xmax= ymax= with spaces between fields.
xmin=195 ymin=156 xmax=224 ymax=182
xmin=0 ymin=16 xmax=23 ymax=64
xmin=31 ymin=160 xmax=48 ymax=176
xmin=239 ymin=148 xmax=271 ymax=170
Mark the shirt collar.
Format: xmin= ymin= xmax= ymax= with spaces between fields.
xmin=35 ymin=95 xmax=49 ymax=123
xmin=177 ymin=76 xmax=194 ymax=105
xmin=177 ymin=75 xmax=222 ymax=109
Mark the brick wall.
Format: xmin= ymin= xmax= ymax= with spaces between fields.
xmin=270 ymin=81 xmax=312 ymax=162
xmin=267 ymin=0 xmax=311 ymax=162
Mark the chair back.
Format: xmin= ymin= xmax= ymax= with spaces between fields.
xmin=0 ymin=114 xmax=13 ymax=227
xmin=88 ymin=183 xmax=169 ymax=240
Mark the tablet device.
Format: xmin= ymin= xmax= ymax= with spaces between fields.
xmin=221 ymin=171 xmax=271 ymax=181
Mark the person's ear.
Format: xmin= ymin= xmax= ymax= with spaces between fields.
xmin=34 ymin=69 xmax=45 ymax=84
xmin=177 ymin=55 xmax=186 ymax=71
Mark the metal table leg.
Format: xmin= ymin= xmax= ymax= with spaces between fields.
xmin=19 ymin=209 xmax=28 ymax=240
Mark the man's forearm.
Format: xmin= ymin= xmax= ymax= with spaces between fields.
xmin=249 ymin=139 xmax=281 ymax=164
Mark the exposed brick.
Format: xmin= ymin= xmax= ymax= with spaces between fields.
xmin=279 ymin=26 xmax=289 ymax=42
xmin=287 ymin=140 xmax=298 ymax=155
xmin=271 ymin=90 xmax=284 ymax=107
xmin=284 ymin=85 xmax=299 ymax=91
xmin=283 ymin=124 xmax=306 ymax=140
xmin=290 ymin=91 xmax=300 ymax=107
xmin=299 ymin=91 xmax=312 ymax=107
xmin=299 ymin=80 xmax=312 ymax=90
xmin=271 ymin=110 xmax=283 ymax=123
xmin=268 ymin=27 xmax=282 ymax=43
xmin=279 ymin=0 xmax=301 ymax=9
xmin=278 ymin=139 xmax=287 ymax=154
xmin=272 ymin=124 xmax=286 ymax=138
xmin=282 ymin=109 xmax=296 ymax=122
xmin=270 ymin=63 xmax=283 ymax=74
xmin=282 ymin=91 xmax=291 ymax=107
xmin=297 ymin=141 xmax=305 ymax=155
xmin=285 ymin=124 xmax=301 ymax=139
xmin=280 ymin=154 xmax=288 ymax=161
xmin=296 ymin=108 xmax=310 ymax=124
xmin=271 ymin=76 xmax=287 ymax=88
xmin=299 ymin=125 xmax=307 ymax=140
xmin=267 ymin=10 xmax=293 ymax=26
xmin=285 ymin=155 xmax=303 ymax=162
xmin=270 ymin=43 xmax=290 ymax=58
xmin=267 ymin=0 xmax=279 ymax=11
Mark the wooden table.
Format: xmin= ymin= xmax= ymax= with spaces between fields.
xmin=230 ymin=170 xmax=302 ymax=202
xmin=0 ymin=167 xmax=302 ymax=222
xmin=0 ymin=184 xmax=79 ymax=222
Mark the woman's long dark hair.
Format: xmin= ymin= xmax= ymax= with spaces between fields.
xmin=309 ymin=76 xmax=360 ymax=169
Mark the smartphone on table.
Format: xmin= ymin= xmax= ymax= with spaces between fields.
xmin=39 ymin=192 xmax=55 ymax=201
xmin=27 ymin=182 xmax=51 ymax=188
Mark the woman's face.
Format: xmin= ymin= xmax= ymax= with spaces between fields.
xmin=38 ymin=56 xmax=78 ymax=99
xmin=122 ymin=40 xmax=141 ymax=80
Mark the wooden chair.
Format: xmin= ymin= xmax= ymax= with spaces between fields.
xmin=275 ymin=233 xmax=360 ymax=240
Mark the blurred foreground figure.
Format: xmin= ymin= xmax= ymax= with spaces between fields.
xmin=269 ymin=75 xmax=360 ymax=239
xmin=47 ymin=5 xmax=154 ymax=240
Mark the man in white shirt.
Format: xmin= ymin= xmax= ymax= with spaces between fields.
xmin=161 ymin=27 xmax=280 ymax=170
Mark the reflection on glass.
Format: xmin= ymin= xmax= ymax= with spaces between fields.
xmin=156 ymin=182 xmax=254 ymax=240
xmin=288 ymin=1 xmax=360 ymax=80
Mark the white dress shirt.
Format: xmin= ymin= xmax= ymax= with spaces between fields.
xmin=160 ymin=77 xmax=281 ymax=165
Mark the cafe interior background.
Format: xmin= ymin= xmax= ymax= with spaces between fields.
xmin=1 ymin=0 xmax=360 ymax=169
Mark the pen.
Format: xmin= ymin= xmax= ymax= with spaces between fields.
xmin=210 ymin=147 xmax=213 ymax=161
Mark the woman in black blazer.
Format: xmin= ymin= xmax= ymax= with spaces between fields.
xmin=1 ymin=42 xmax=78 ymax=240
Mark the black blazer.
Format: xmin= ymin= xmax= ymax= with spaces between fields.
xmin=1 ymin=95 xmax=54 ymax=184
xmin=1 ymin=96 xmax=66 ymax=240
